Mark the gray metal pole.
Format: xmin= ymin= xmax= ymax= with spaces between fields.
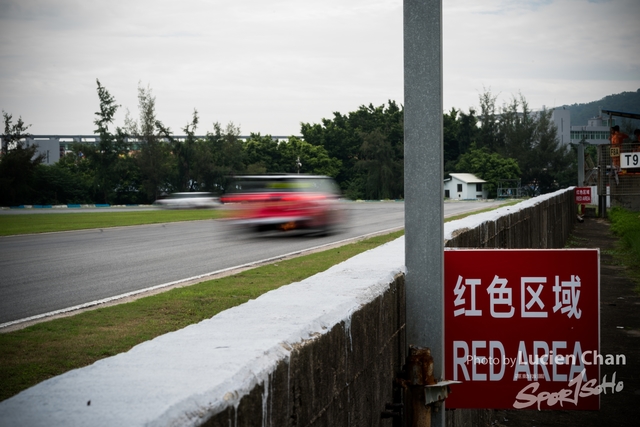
xmin=404 ymin=0 xmax=444 ymax=425
xmin=577 ymin=141 xmax=585 ymax=186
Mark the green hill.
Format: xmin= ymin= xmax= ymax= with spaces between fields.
xmin=560 ymin=88 xmax=640 ymax=126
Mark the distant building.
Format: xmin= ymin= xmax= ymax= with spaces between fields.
xmin=444 ymin=173 xmax=488 ymax=199
xmin=539 ymin=106 xmax=632 ymax=147
xmin=570 ymin=111 xmax=618 ymax=145
xmin=0 ymin=135 xmax=289 ymax=165
xmin=550 ymin=108 xmax=571 ymax=147
xmin=24 ymin=137 xmax=67 ymax=165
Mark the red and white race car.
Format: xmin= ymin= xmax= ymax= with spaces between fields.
xmin=220 ymin=175 xmax=347 ymax=234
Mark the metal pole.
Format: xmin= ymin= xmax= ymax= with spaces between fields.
xmin=577 ymin=140 xmax=585 ymax=186
xmin=404 ymin=0 xmax=444 ymax=425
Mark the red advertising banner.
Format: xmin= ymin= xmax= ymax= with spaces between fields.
xmin=444 ymin=249 xmax=601 ymax=410
xmin=574 ymin=187 xmax=592 ymax=204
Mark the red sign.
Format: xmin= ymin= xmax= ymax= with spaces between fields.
xmin=444 ymin=249 xmax=600 ymax=410
xmin=575 ymin=187 xmax=592 ymax=204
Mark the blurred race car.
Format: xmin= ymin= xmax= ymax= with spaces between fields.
xmin=220 ymin=175 xmax=346 ymax=234
xmin=153 ymin=192 xmax=221 ymax=209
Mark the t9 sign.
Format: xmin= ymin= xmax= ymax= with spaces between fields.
xmin=620 ymin=153 xmax=640 ymax=169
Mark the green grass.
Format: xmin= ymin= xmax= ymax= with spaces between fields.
xmin=0 ymin=200 xmax=520 ymax=237
xmin=608 ymin=206 xmax=640 ymax=291
xmin=609 ymin=207 xmax=640 ymax=260
xmin=564 ymin=235 xmax=590 ymax=248
xmin=0 ymin=230 xmax=404 ymax=402
xmin=0 ymin=209 xmax=222 ymax=236
xmin=0 ymin=202 xmax=510 ymax=402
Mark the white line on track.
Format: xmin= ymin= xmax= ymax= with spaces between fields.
xmin=0 ymin=227 xmax=403 ymax=331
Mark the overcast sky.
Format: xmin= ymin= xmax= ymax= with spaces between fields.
xmin=1 ymin=0 xmax=639 ymax=136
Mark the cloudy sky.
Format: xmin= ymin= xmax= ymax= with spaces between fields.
xmin=1 ymin=0 xmax=639 ymax=136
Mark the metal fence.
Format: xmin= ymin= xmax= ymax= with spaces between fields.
xmin=597 ymin=142 xmax=640 ymax=195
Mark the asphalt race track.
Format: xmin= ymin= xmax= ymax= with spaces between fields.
xmin=0 ymin=200 xmax=504 ymax=327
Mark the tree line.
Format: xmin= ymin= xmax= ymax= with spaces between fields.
xmin=0 ymin=81 xmax=576 ymax=206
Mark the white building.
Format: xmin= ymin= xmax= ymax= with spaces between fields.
xmin=444 ymin=173 xmax=488 ymax=199
xmin=569 ymin=111 xmax=617 ymax=145
xmin=24 ymin=138 xmax=64 ymax=165
xmin=545 ymin=107 xmax=629 ymax=147
xmin=551 ymin=108 xmax=571 ymax=147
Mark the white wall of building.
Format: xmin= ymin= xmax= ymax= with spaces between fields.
xmin=444 ymin=173 xmax=488 ymax=199
xmin=551 ymin=108 xmax=571 ymax=147
xmin=25 ymin=139 xmax=61 ymax=165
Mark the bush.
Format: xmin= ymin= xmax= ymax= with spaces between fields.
xmin=608 ymin=206 xmax=640 ymax=268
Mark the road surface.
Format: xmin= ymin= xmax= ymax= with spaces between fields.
xmin=0 ymin=200 xmax=505 ymax=328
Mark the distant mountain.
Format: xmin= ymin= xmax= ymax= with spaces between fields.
xmin=559 ymin=89 xmax=640 ymax=126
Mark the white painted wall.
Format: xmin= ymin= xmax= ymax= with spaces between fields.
xmin=444 ymin=174 xmax=488 ymax=199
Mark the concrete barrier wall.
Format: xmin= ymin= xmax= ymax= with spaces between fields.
xmin=204 ymin=274 xmax=406 ymax=427
xmin=0 ymin=238 xmax=409 ymax=427
xmin=0 ymin=188 xmax=576 ymax=427
xmin=445 ymin=187 xmax=575 ymax=249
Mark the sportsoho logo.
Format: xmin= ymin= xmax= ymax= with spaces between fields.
xmin=465 ymin=350 xmax=626 ymax=410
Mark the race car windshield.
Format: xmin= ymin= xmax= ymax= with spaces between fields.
xmin=227 ymin=177 xmax=339 ymax=195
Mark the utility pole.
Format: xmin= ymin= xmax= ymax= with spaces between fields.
xmin=404 ymin=0 xmax=444 ymax=425
xmin=578 ymin=139 xmax=585 ymax=186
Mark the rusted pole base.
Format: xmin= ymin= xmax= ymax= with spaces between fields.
xmin=410 ymin=388 xmax=431 ymax=427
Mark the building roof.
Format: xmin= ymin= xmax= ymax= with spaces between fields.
xmin=601 ymin=109 xmax=640 ymax=120
xmin=449 ymin=173 xmax=486 ymax=183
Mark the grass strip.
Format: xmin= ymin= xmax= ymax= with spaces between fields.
xmin=0 ymin=230 xmax=403 ymax=402
xmin=0 ymin=209 xmax=222 ymax=236
xmin=0 ymin=201 xmax=517 ymax=401
xmin=607 ymin=207 xmax=640 ymax=292
xmin=0 ymin=201 xmax=522 ymax=237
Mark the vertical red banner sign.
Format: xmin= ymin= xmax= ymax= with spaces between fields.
xmin=444 ymin=249 xmax=600 ymax=410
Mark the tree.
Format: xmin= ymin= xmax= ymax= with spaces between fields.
xmin=300 ymin=101 xmax=403 ymax=198
xmin=0 ymin=112 xmax=43 ymax=205
xmin=32 ymin=159 xmax=94 ymax=204
xmin=243 ymin=134 xmax=340 ymax=177
xmin=473 ymin=90 xmax=576 ymax=195
xmin=456 ymin=144 xmax=521 ymax=198
xmin=444 ymin=108 xmax=480 ymax=174
xmin=158 ymin=109 xmax=200 ymax=192
xmin=497 ymin=94 xmax=536 ymax=161
xmin=356 ymin=129 xmax=402 ymax=199
xmin=457 ymin=109 xmax=479 ymax=155
xmin=84 ymin=79 xmax=133 ymax=204
xmin=2 ymin=111 xmax=32 ymax=155
xmin=244 ymin=133 xmax=281 ymax=172
xmin=523 ymin=107 xmax=575 ymax=195
xmin=202 ymin=122 xmax=245 ymax=193
xmin=477 ymin=89 xmax=500 ymax=152
xmin=275 ymin=136 xmax=341 ymax=177
xmin=443 ymin=108 xmax=461 ymax=172
xmin=498 ymin=98 xmax=574 ymax=195
xmin=127 ymin=83 xmax=171 ymax=201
